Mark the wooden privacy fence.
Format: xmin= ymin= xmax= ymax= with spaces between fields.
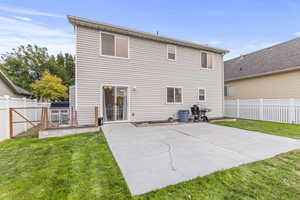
xmin=225 ymin=98 xmax=300 ymax=124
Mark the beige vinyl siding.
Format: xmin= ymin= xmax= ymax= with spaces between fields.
xmin=0 ymin=79 xmax=21 ymax=98
xmin=225 ymin=69 xmax=300 ymax=100
xmin=76 ymin=25 xmax=224 ymax=123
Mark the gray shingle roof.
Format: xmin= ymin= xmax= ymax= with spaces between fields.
xmin=224 ymin=37 xmax=300 ymax=81
xmin=68 ymin=15 xmax=229 ymax=55
xmin=0 ymin=70 xmax=31 ymax=96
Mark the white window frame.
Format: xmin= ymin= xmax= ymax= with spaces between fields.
xmin=225 ymin=85 xmax=235 ymax=97
xmin=198 ymin=87 xmax=206 ymax=102
xmin=200 ymin=51 xmax=213 ymax=70
xmin=166 ymin=86 xmax=183 ymax=104
xmin=99 ymin=31 xmax=130 ymax=59
xmin=167 ymin=44 xmax=177 ymax=61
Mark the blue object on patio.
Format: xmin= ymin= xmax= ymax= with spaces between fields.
xmin=178 ymin=110 xmax=189 ymax=122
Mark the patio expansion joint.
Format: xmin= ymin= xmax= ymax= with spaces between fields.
xmin=170 ymin=128 xmax=257 ymax=162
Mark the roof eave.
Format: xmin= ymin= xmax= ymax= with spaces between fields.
xmin=225 ymin=65 xmax=300 ymax=82
xmin=16 ymin=89 xmax=31 ymax=96
xmin=0 ymin=71 xmax=31 ymax=96
xmin=67 ymin=15 xmax=229 ymax=55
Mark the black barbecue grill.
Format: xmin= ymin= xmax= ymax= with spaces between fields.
xmin=191 ymin=105 xmax=211 ymax=122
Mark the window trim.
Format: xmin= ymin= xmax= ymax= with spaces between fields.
xmin=224 ymin=85 xmax=228 ymax=97
xmin=167 ymin=44 xmax=177 ymax=61
xmin=198 ymin=87 xmax=206 ymax=102
xmin=99 ymin=31 xmax=130 ymax=59
xmin=200 ymin=51 xmax=213 ymax=70
xmin=166 ymin=86 xmax=183 ymax=104
xmin=225 ymin=85 xmax=235 ymax=97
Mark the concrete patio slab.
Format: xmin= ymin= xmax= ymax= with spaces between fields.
xmin=102 ymin=123 xmax=300 ymax=195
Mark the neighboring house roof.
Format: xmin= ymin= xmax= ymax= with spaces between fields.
xmin=0 ymin=70 xmax=31 ymax=96
xmin=224 ymin=37 xmax=300 ymax=81
xmin=67 ymin=15 xmax=229 ymax=55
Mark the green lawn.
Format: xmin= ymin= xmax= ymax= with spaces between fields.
xmin=212 ymin=118 xmax=300 ymax=139
xmin=0 ymin=132 xmax=131 ymax=200
xmin=0 ymin=120 xmax=299 ymax=200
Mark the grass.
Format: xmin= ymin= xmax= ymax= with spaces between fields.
xmin=15 ymin=127 xmax=39 ymax=138
xmin=136 ymin=150 xmax=300 ymax=200
xmin=212 ymin=118 xmax=300 ymax=139
xmin=0 ymin=132 xmax=131 ymax=200
xmin=0 ymin=119 xmax=299 ymax=200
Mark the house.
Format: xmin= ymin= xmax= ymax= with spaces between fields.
xmin=224 ymin=38 xmax=300 ymax=100
xmin=0 ymin=70 xmax=31 ymax=98
xmin=68 ymin=16 xmax=229 ymax=124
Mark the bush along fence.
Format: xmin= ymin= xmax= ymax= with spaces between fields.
xmin=0 ymin=96 xmax=49 ymax=140
xmin=225 ymin=98 xmax=300 ymax=124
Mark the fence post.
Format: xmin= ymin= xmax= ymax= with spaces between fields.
xmin=45 ymin=107 xmax=49 ymax=129
xmin=40 ymin=107 xmax=44 ymax=130
xmin=23 ymin=97 xmax=27 ymax=131
xmin=70 ymin=107 xmax=73 ymax=126
xmin=236 ymin=99 xmax=240 ymax=118
xmin=34 ymin=99 xmax=38 ymax=122
xmin=95 ymin=106 xmax=99 ymax=127
xmin=289 ymin=98 xmax=295 ymax=123
xmin=5 ymin=95 xmax=11 ymax=139
xmin=9 ymin=108 xmax=13 ymax=138
xmin=259 ymin=99 xmax=264 ymax=120
xmin=58 ymin=109 xmax=61 ymax=124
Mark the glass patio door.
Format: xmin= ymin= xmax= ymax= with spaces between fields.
xmin=103 ymin=86 xmax=128 ymax=122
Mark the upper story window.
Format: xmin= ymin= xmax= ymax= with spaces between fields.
xmin=100 ymin=32 xmax=129 ymax=58
xmin=167 ymin=45 xmax=176 ymax=61
xmin=167 ymin=87 xmax=182 ymax=104
xmin=225 ymin=86 xmax=235 ymax=97
xmin=201 ymin=52 xmax=213 ymax=69
xmin=199 ymin=88 xmax=206 ymax=101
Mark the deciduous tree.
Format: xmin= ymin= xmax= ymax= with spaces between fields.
xmin=31 ymin=71 xmax=68 ymax=101
xmin=0 ymin=44 xmax=75 ymax=100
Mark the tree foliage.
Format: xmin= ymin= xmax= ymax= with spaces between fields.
xmin=0 ymin=44 xmax=75 ymax=99
xmin=31 ymin=71 xmax=68 ymax=101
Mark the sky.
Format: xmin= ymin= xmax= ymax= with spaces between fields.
xmin=0 ymin=0 xmax=300 ymax=60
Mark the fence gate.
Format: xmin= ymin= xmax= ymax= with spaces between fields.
xmin=9 ymin=107 xmax=48 ymax=138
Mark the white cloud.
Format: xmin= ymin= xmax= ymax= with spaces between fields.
xmin=293 ymin=32 xmax=300 ymax=37
xmin=0 ymin=36 xmax=74 ymax=55
xmin=15 ymin=16 xmax=32 ymax=21
xmin=0 ymin=5 xmax=64 ymax=18
xmin=209 ymin=40 xmax=222 ymax=45
xmin=0 ymin=17 xmax=71 ymax=37
xmin=0 ymin=16 xmax=73 ymax=55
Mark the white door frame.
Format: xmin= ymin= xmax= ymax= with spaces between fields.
xmin=101 ymin=84 xmax=131 ymax=123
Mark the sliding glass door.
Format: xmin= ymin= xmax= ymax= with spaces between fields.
xmin=103 ymin=86 xmax=128 ymax=122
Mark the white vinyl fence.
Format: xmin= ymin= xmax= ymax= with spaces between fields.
xmin=0 ymin=96 xmax=49 ymax=141
xmin=225 ymin=98 xmax=300 ymax=124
